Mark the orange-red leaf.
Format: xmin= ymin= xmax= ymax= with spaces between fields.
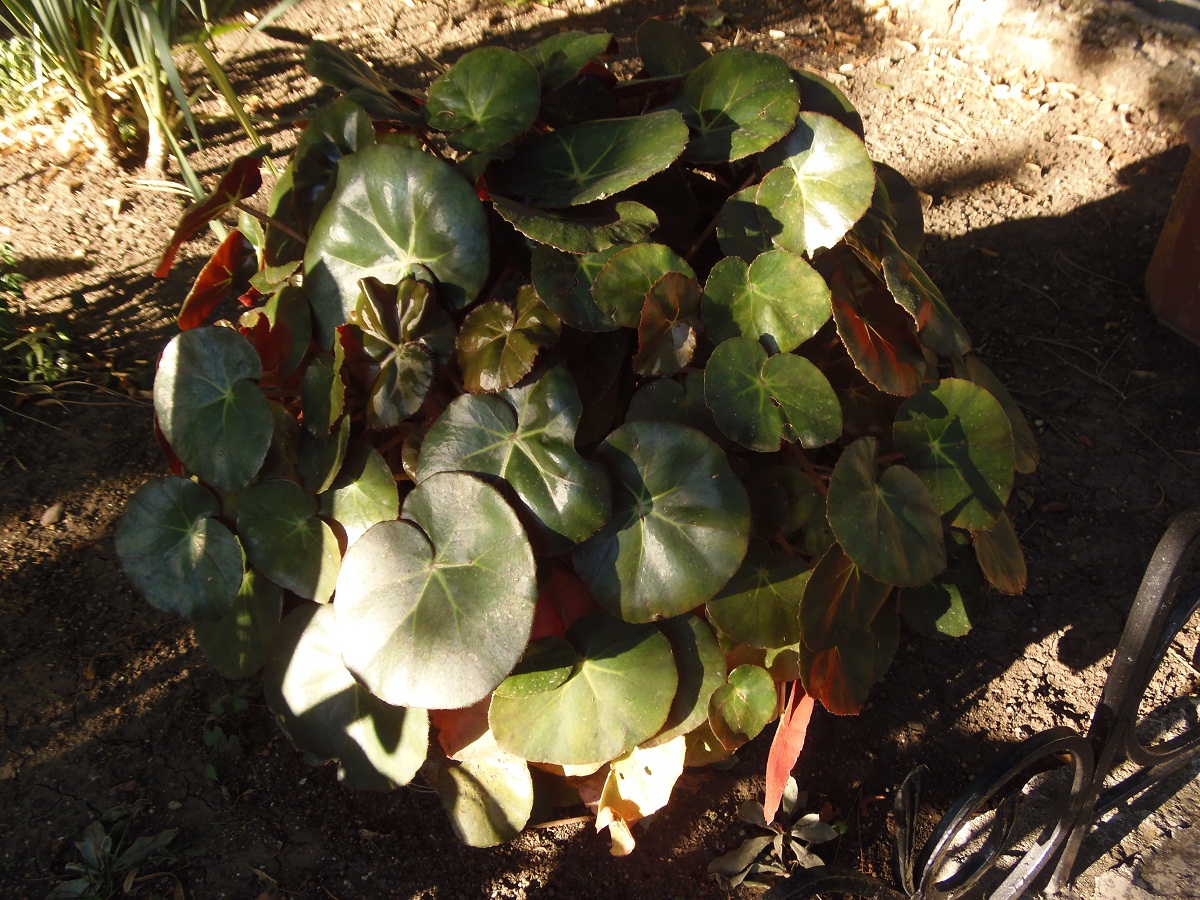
xmin=178 ymin=229 xmax=256 ymax=330
xmin=155 ymin=153 xmax=265 ymax=278
xmin=763 ymin=684 xmax=815 ymax=823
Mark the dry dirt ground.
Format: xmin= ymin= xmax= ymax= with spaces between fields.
xmin=3 ymin=0 xmax=1200 ymax=897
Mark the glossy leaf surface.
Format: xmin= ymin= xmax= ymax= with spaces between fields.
xmin=490 ymin=611 xmax=677 ymax=764
xmin=305 ymin=144 xmax=489 ymax=344
xmin=492 ymin=196 xmax=657 ymax=254
xmin=646 ymin=615 xmax=727 ymax=747
xmin=800 ymin=542 xmax=893 ymax=651
xmin=671 ymin=49 xmax=799 ymax=162
xmin=178 ymin=229 xmax=256 ymax=331
xmin=704 ymin=338 xmax=842 ymax=452
xmin=238 ymin=480 xmax=342 ymax=603
xmin=115 ymin=477 xmax=243 ymax=621
xmin=493 ymin=110 xmax=688 ymax=207
xmin=457 ymin=287 xmax=561 ymax=393
xmin=893 ymin=379 xmax=1015 ymax=530
xmin=425 ymin=47 xmax=540 ymax=151
xmin=319 ymin=442 xmax=399 ymax=546
xmin=825 ymin=437 xmax=946 ymax=587
xmin=154 ymin=327 xmax=272 ymax=493
xmin=520 ymin=31 xmax=615 ymax=91
xmin=417 ymin=366 xmax=610 ymax=555
xmin=335 ymin=472 xmax=537 ymax=709
xmin=701 ymin=249 xmax=831 ymax=352
xmin=437 ymin=753 xmax=534 ymax=847
xmin=592 ymin=242 xmax=695 ymax=328
xmin=633 ymin=272 xmax=700 ymax=376
xmin=707 ymin=540 xmax=810 ymax=648
xmin=574 ymin=421 xmax=750 ymax=623
xmin=831 ymin=282 xmax=927 ymax=397
xmin=709 ymin=664 xmax=777 ymax=749
xmin=530 ymin=245 xmax=621 ymax=332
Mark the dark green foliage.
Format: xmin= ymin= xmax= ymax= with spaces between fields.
xmin=119 ymin=21 xmax=1036 ymax=849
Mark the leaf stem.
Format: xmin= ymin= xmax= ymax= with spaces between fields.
xmin=791 ymin=446 xmax=828 ymax=498
xmin=233 ymin=201 xmax=307 ymax=245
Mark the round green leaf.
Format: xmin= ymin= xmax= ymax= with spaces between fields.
xmin=955 ymin=355 xmax=1039 ymax=475
xmin=304 ymin=143 xmax=489 ymax=344
xmin=793 ymin=69 xmax=863 ymax=137
xmin=238 ymin=480 xmax=342 ymax=603
xmin=707 ymin=540 xmax=810 ymax=648
xmin=893 ymin=378 xmax=1015 ymax=530
xmin=592 ymin=242 xmax=694 ymax=328
xmin=489 ymin=610 xmax=678 ymax=765
xmin=437 ymin=753 xmax=534 ymax=847
xmin=291 ymin=97 xmax=376 ymax=233
xmin=154 ymin=327 xmax=271 ymax=493
xmin=530 ymin=244 xmax=621 ymax=333
xmin=701 ymin=249 xmax=831 ymax=352
xmin=573 ymin=421 xmax=750 ymax=623
xmin=670 ymin=48 xmax=799 ymax=162
xmin=645 ymin=614 xmax=726 ymax=747
xmin=416 ymin=366 xmax=610 ymax=555
xmin=492 ymin=195 xmax=658 ymax=254
xmin=626 ymin=371 xmax=721 ymax=443
xmin=457 ymin=288 xmax=561 ymax=393
xmin=425 ymin=47 xmax=540 ymax=152
xmin=520 ymin=31 xmax=614 ymax=90
xmin=825 ymin=437 xmax=946 ymax=587
xmin=335 ymin=472 xmax=537 ymax=709
xmin=193 ymin=569 xmax=283 ymax=679
xmin=493 ymin=637 xmax=578 ymax=699
xmin=319 ymin=442 xmax=399 ymax=546
xmin=116 ymin=476 xmax=243 ymax=621
xmin=717 ymin=179 xmax=776 ymax=263
xmin=704 ymin=338 xmax=842 ymax=452
xmin=757 ymin=112 xmax=876 ymax=254
xmin=709 ymin=664 xmax=777 ymax=750
xmin=493 ymin=110 xmax=689 ymax=208
xmin=264 ymin=603 xmax=429 ymax=790
xmin=636 ymin=19 xmax=709 ymax=78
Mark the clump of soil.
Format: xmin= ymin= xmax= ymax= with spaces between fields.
xmin=2 ymin=0 xmax=1199 ymax=897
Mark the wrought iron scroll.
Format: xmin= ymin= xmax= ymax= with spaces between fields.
xmin=765 ymin=509 xmax=1200 ymax=900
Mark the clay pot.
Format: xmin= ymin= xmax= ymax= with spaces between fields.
xmin=1145 ymin=115 xmax=1200 ymax=345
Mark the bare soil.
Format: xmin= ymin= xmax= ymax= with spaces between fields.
xmin=3 ymin=0 xmax=1200 ymax=897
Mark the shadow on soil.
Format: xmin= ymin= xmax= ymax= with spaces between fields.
xmin=5 ymin=0 xmax=1200 ymax=896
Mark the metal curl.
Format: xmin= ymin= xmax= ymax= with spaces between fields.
xmin=914 ymin=727 xmax=1092 ymax=900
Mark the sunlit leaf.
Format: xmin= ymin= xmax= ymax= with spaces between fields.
xmin=305 ymin=143 xmax=489 ymax=344
xmin=704 ymin=338 xmax=842 ymax=452
xmin=115 ymin=477 xmax=243 ymax=621
xmin=291 ymin=98 xmax=376 ymax=232
xmin=417 ymin=365 xmax=609 ymax=555
xmin=155 ymin=151 xmax=265 ymax=277
xmin=319 ymin=442 xmax=399 ymax=546
xmin=830 ymin=280 xmax=927 ymax=397
xmin=717 ymin=179 xmax=778 ymax=263
xmin=264 ymin=603 xmax=429 ymax=790
xmin=426 ymin=47 xmax=540 ymax=151
xmin=494 ymin=637 xmax=578 ymax=698
xmin=669 ymin=49 xmax=799 ymax=163
xmin=238 ymin=480 xmax=341 ymax=603
xmin=492 ymin=196 xmax=658 ymax=254
xmin=893 ymin=378 xmax=1015 ymax=530
xmin=825 ymin=437 xmax=945 ymax=587
xmin=633 ymin=272 xmax=700 ymax=376
xmin=154 ymin=327 xmax=272 ymax=493
xmin=592 ymin=242 xmax=695 ymax=328
xmin=437 ymin=752 xmax=534 ymax=847
xmin=701 ymin=249 xmax=831 ymax=353
xmin=490 ymin=610 xmax=678 ymax=764
xmin=798 ymin=629 xmax=876 ymax=715
xmin=709 ymin=664 xmax=777 ymax=750
xmin=178 ymin=229 xmax=256 ymax=331
xmin=493 ymin=110 xmax=688 ymax=207
xmin=955 ymin=355 xmax=1039 ymax=475
xmin=457 ymin=287 xmax=561 ymax=393
xmin=596 ymin=737 xmax=686 ymax=854
xmin=900 ymin=530 xmax=985 ymax=638
xmin=763 ymin=686 xmax=815 ymax=824
xmin=574 ymin=421 xmax=750 ymax=623
xmin=335 ymin=472 xmax=537 ymax=709
xmin=757 ymin=112 xmax=875 ymax=253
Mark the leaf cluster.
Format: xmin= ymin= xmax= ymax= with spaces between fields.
xmin=118 ymin=21 xmax=1037 ymax=849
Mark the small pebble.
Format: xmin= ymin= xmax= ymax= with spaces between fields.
xmin=40 ymin=502 xmax=63 ymax=526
